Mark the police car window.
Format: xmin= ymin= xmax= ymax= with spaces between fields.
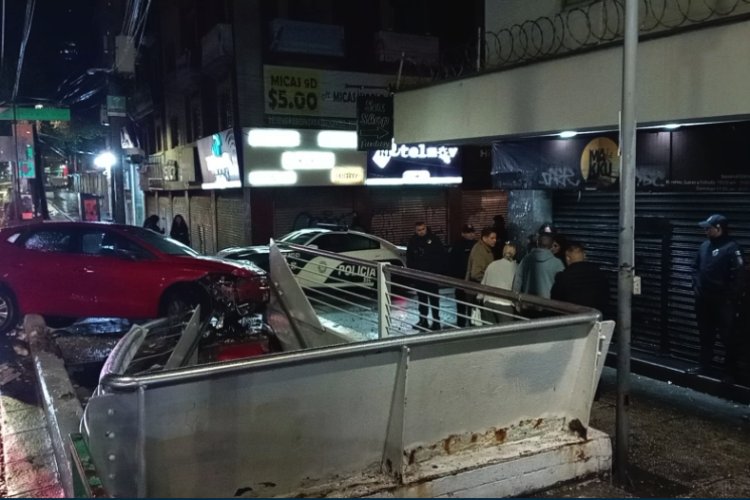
xmin=279 ymin=231 xmax=322 ymax=245
xmin=23 ymin=230 xmax=72 ymax=253
xmin=343 ymin=235 xmax=380 ymax=252
xmin=313 ymin=234 xmax=347 ymax=253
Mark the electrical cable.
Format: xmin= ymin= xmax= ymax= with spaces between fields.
xmin=11 ymin=0 xmax=36 ymax=101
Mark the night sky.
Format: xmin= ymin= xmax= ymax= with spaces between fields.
xmin=1 ymin=0 xmax=100 ymax=105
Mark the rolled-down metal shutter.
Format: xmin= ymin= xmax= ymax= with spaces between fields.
xmin=553 ymin=191 xmax=750 ymax=375
xmin=145 ymin=193 xmax=158 ymax=223
xmin=158 ymin=196 xmax=172 ymax=233
xmin=171 ymin=194 xmax=189 ymax=244
xmin=369 ymin=188 xmax=448 ymax=246
xmin=190 ymin=193 xmax=215 ymax=255
xmin=217 ymin=191 xmax=246 ymax=250
xmin=461 ymin=190 xmax=509 ymax=232
xmin=272 ymin=187 xmax=356 ymax=237
xmin=172 ymin=195 xmax=188 ymax=225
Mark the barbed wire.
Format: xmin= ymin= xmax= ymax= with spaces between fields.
xmin=401 ymin=0 xmax=750 ymax=84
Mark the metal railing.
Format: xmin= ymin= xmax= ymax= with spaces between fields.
xmin=274 ymin=242 xmax=593 ymax=342
xmin=74 ymin=241 xmax=614 ymax=497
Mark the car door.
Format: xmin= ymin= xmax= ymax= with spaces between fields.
xmin=76 ymin=228 xmax=164 ymax=318
xmin=290 ymin=233 xmax=346 ymax=288
xmin=310 ymin=233 xmax=378 ymax=288
xmin=11 ymin=227 xmax=83 ymax=315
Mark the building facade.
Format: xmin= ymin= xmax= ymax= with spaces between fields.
xmin=130 ymin=0 xmax=506 ymax=254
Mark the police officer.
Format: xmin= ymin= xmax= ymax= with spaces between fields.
xmin=406 ymin=222 xmax=445 ymax=331
xmin=692 ymin=214 xmax=744 ymax=379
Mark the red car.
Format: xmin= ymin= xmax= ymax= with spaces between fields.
xmin=0 ymin=222 xmax=269 ymax=334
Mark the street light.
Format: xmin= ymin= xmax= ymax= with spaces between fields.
xmin=94 ymin=151 xmax=117 ymax=170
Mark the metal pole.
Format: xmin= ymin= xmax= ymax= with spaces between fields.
xmin=616 ymin=0 xmax=639 ymax=486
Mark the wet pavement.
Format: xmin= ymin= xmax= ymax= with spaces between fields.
xmin=46 ymin=190 xmax=80 ymax=221
xmin=0 ymin=329 xmax=64 ymax=497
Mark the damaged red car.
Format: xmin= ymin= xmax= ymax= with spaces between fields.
xmin=0 ymin=222 xmax=269 ymax=334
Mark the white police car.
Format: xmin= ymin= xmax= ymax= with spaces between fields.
xmin=217 ymin=228 xmax=406 ymax=288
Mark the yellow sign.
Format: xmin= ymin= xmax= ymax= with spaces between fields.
xmin=580 ymin=137 xmax=619 ymax=188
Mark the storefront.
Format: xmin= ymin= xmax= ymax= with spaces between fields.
xmin=492 ymin=121 xmax=750 ymax=376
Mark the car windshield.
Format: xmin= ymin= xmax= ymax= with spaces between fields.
xmin=278 ymin=230 xmax=323 ymax=245
xmin=122 ymin=226 xmax=200 ymax=256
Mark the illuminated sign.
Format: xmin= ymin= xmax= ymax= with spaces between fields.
xmin=243 ymin=127 xmax=366 ymax=187
xmin=365 ymin=140 xmax=462 ymax=186
xmin=197 ymin=129 xmax=242 ymax=189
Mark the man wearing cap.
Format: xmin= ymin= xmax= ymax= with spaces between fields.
xmin=692 ymin=214 xmax=745 ymax=378
xmin=513 ymin=225 xmax=565 ymax=299
xmin=448 ymin=224 xmax=477 ymax=327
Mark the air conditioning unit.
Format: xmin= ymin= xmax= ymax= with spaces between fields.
xmin=115 ymin=35 xmax=136 ymax=74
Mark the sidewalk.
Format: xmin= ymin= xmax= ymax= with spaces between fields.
xmin=0 ymin=328 xmax=64 ymax=497
xmin=535 ymin=367 xmax=750 ymax=497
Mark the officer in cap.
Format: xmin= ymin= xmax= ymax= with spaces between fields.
xmin=691 ymin=214 xmax=745 ymax=379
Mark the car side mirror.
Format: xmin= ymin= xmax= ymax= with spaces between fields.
xmin=306 ymin=244 xmax=318 ymax=250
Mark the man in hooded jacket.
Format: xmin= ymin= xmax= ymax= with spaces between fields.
xmin=513 ymin=228 xmax=564 ymax=299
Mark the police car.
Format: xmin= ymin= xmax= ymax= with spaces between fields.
xmin=217 ymin=228 xmax=406 ymax=289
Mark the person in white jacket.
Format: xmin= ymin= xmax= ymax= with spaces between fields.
xmin=479 ymin=243 xmax=518 ymax=323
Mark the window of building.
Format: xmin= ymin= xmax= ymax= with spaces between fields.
xmin=155 ymin=123 xmax=163 ymax=152
xmin=287 ymin=0 xmax=334 ymax=23
xmin=218 ymin=91 xmax=233 ymax=130
xmin=164 ymin=43 xmax=176 ymax=72
xmin=170 ymin=116 xmax=180 ymax=148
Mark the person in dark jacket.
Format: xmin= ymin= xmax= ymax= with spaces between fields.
xmin=490 ymin=215 xmax=508 ymax=259
xmin=170 ymin=214 xmax=191 ymax=246
xmin=448 ymin=224 xmax=477 ymax=327
xmin=550 ymin=243 xmax=609 ymax=313
xmin=143 ymin=214 xmax=164 ymax=234
xmin=406 ymin=222 xmax=445 ymax=331
xmin=691 ymin=214 xmax=745 ymax=378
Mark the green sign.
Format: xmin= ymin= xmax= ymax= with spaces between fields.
xmin=18 ymin=160 xmax=36 ymax=178
xmin=107 ymin=95 xmax=127 ymax=117
xmin=0 ymin=107 xmax=71 ymax=121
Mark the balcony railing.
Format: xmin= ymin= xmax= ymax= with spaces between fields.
xmin=201 ymin=23 xmax=233 ymax=73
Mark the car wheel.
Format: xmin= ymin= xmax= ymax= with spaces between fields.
xmin=0 ymin=287 xmax=19 ymax=335
xmin=160 ymin=287 xmax=209 ymax=323
xmin=161 ymin=291 xmax=193 ymax=319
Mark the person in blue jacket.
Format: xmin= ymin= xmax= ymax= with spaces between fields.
xmin=692 ymin=214 xmax=744 ymax=379
xmin=513 ymin=224 xmax=565 ymax=299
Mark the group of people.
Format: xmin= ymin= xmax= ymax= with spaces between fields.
xmin=143 ymin=214 xmax=191 ymax=247
xmin=406 ymin=218 xmax=609 ymax=330
xmin=405 ymin=212 xmax=745 ymax=384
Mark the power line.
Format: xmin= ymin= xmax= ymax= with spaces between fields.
xmin=12 ymin=0 xmax=36 ymax=102
xmin=1 ymin=0 xmax=6 ymax=75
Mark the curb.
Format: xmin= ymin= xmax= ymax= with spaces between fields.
xmin=25 ymin=315 xmax=83 ymax=498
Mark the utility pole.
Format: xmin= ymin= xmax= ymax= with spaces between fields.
xmin=616 ymin=0 xmax=639 ymax=487
xmin=104 ymin=0 xmax=126 ymax=223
